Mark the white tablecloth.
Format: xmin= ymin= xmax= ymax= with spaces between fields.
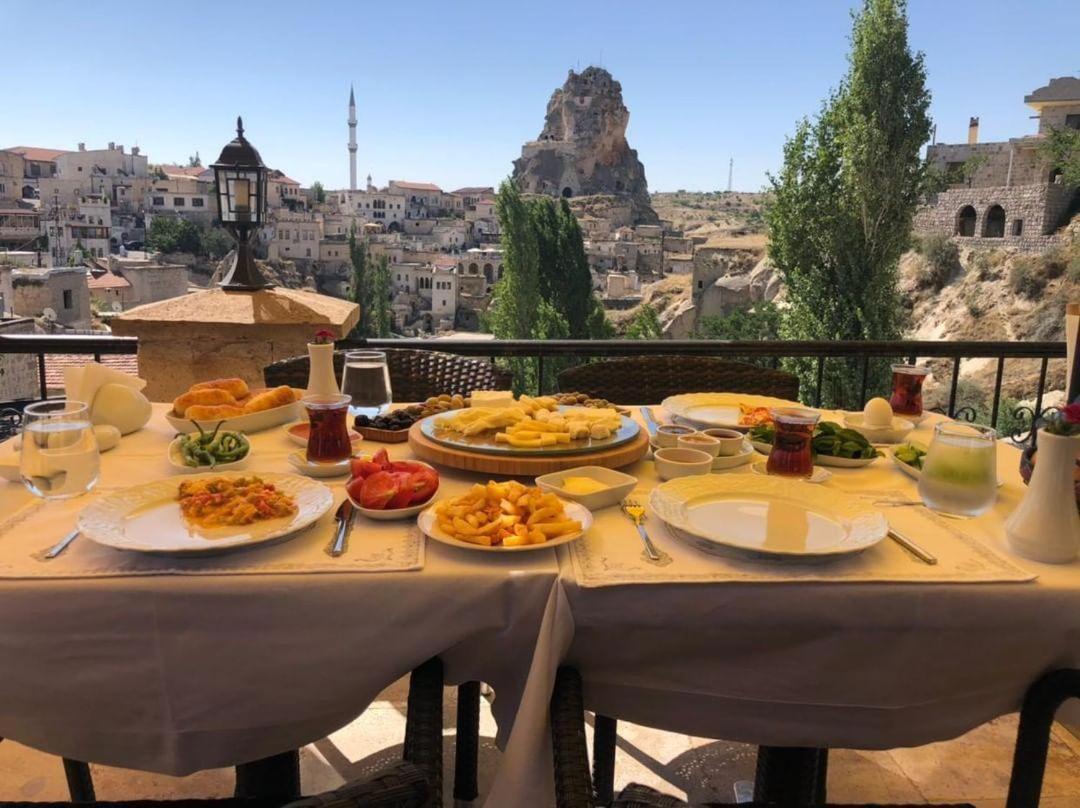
xmin=559 ymin=413 xmax=1080 ymax=750
xmin=0 ymin=405 xmax=569 ymax=806
xmin=4 ymin=404 xmax=1080 ymax=805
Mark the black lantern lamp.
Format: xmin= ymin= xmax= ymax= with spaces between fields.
xmin=211 ymin=117 xmax=272 ymax=291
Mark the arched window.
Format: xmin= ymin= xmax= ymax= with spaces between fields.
xmin=468 ymin=262 xmax=479 ymax=274
xmin=983 ymin=205 xmax=1005 ymax=238
xmin=956 ymin=205 xmax=977 ymax=237
xmin=561 ymin=187 xmax=573 ymax=198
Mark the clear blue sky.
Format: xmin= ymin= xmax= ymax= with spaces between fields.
xmin=3 ymin=0 xmax=1077 ymax=193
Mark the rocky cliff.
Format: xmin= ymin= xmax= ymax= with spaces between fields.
xmin=513 ymin=67 xmax=657 ymax=224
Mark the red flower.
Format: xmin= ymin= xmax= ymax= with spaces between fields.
xmin=1063 ymin=403 xmax=1080 ymax=424
xmin=313 ymin=329 xmax=336 ymax=345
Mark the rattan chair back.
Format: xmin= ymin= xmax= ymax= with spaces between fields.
xmin=263 ymin=348 xmax=512 ymax=400
xmin=557 ymin=356 xmax=799 ymax=405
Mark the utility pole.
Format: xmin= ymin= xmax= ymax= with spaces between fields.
xmin=52 ymin=190 xmax=62 ymax=266
xmin=727 ymin=158 xmax=734 ymax=193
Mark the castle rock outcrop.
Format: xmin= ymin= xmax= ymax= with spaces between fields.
xmin=513 ymin=67 xmax=657 ymax=224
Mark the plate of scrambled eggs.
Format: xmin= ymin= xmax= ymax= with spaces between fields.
xmin=77 ymin=472 xmax=333 ymax=555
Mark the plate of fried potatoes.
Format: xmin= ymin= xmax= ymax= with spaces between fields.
xmin=417 ymin=479 xmax=592 ymax=551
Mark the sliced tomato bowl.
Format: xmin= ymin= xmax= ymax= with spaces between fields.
xmin=345 ymin=448 xmax=440 ymax=519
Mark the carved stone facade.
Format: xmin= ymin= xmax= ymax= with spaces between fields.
xmin=513 ymin=67 xmax=658 ymax=224
xmin=914 ymin=77 xmax=1080 ymax=253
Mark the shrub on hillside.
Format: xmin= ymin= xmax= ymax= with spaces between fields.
xmin=1040 ymin=247 xmax=1069 ymax=280
xmin=971 ymin=250 xmax=1003 ymax=281
xmin=1009 ymin=259 xmax=1047 ymax=299
xmin=915 ymin=234 xmax=960 ymax=290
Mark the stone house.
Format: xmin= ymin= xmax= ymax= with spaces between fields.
xmin=388 ymin=181 xmax=444 ymax=219
xmin=914 ymin=76 xmax=1080 ymax=252
xmin=0 ymin=209 xmax=42 ymax=253
xmin=268 ymin=212 xmax=324 ymax=260
xmin=87 ymin=269 xmax=135 ymax=311
xmin=8 ymin=266 xmax=91 ymax=328
xmin=459 ymin=247 xmax=503 ymax=288
xmin=146 ymin=167 xmax=213 ymax=222
xmin=106 ymin=255 xmax=189 ymax=308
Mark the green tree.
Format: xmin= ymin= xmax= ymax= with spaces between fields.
xmin=201 ymin=227 xmax=233 ymax=259
xmin=487 ymin=180 xmax=540 ymax=340
xmin=311 ymin=180 xmax=327 ymax=204
xmin=146 ymin=216 xmax=202 ymax=254
xmin=767 ymin=0 xmax=931 ymax=406
xmin=625 ymin=304 xmax=663 ymax=339
xmin=695 ymin=301 xmax=782 ymax=340
xmin=1039 ymin=126 xmax=1080 ymax=189
xmin=369 ymin=254 xmax=393 ymax=337
xmin=348 ymin=224 xmax=372 ymax=336
xmin=186 ymin=152 xmax=202 ymax=168
xmin=556 ymin=199 xmax=607 ymax=338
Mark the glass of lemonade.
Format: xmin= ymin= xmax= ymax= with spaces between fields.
xmin=20 ymin=400 xmax=100 ymax=500
xmin=918 ymin=422 xmax=997 ymax=517
xmin=340 ymin=350 xmax=392 ymax=419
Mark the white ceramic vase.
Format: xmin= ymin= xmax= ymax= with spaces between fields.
xmin=1005 ymin=429 xmax=1080 ymax=564
xmin=306 ymin=342 xmax=339 ymax=397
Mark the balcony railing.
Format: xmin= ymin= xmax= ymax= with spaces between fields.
xmin=0 ymin=333 xmax=1066 ymax=443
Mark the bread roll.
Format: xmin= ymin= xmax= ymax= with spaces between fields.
xmin=173 ymin=388 xmax=237 ymax=416
xmin=186 ymin=404 xmax=245 ymax=420
xmin=242 ymin=385 xmax=296 ymax=414
xmin=191 ymin=378 xmax=250 ymax=399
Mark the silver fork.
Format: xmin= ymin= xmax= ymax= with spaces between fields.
xmin=620 ymin=498 xmax=671 ymax=566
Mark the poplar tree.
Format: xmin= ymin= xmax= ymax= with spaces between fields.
xmin=348 ymin=223 xmax=372 ymax=336
xmin=767 ymin=0 xmax=932 ymax=404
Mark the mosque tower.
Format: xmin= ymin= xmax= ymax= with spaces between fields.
xmin=348 ymin=84 xmax=357 ymax=191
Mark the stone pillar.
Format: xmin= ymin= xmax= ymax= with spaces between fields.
xmin=111 ymin=287 xmax=359 ymax=401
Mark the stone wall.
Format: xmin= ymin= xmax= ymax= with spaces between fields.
xmin=913 ymin=183 xmax=1074 ymax=253
xmin=925 ymin=142 xmax=1046 ymax=187
xmin=119 ymin=264 xmax=188 ymax=307
xmin=0 ymin=317 xmax=40 ymax=402
xmin=11 ymin=268 xmax=91 ymax=328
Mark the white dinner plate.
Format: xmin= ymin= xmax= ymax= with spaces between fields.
xmin=750 ymin=440 xmax=879 ymax=468
xmin=662 ymin=393 xmax=806 ymax=431
xmin=417 ymin=498 xmax=592 ymax=552
xmin=649 ymin=475 xmax=887 ymax=560
xmin=77 ymin=472 xmax=334 ymax=556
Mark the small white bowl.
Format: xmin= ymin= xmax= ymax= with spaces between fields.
xmin=677 ymin=432 xmax=721 ymax=458
xmin=701 ymin=428 xmax=745 ymax=456
xmin=287 ymin=450 xmax=352 ymax=478
xmin=654 ymin=447 xmax=714 ymax=481
xmin=168 ymin=435 xmax=249 ymax=474
xmin=535 ymin=466 xmax=638 ymax=510
xmin=655 ymin=424 xmax=695 ymax=448
xmin=843 ymin=414 xmax=915 ymax=445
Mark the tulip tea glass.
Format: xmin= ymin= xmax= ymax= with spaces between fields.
xmin=341 ymin=350 xmax=392 ymax=418
xmin=918 ymin=422 xmax=997 ymax=517
xmin=20 ymin=399 xmax=100 ymax=500
xmin=890 ymin=364 xmax=930 ymax=418
xmin=766 ymin=408 xmax=820 ymax=478
xmin=303 ymin=394 xmax=353 ymax=463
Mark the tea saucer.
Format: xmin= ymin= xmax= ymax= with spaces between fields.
xmin=287 ymin=451 xmax=353 ymax=478
xmin=749 ymin=461 xmax=832 ymax=484
xmin=711 ymin=441 xmax=755 ymax=471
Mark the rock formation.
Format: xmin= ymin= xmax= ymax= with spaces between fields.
xmin=513 ymin=67 xmax=657 ymax=223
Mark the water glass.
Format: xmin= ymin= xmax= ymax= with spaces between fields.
xmin=340 ymin=350 xmax=392 ymax=418
xmin=20 ymin=399 xmax=100 ymax=500
xmin=918 ymin=422 xmax=997 ymax=517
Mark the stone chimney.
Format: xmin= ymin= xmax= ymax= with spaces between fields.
xmin=77 ymin=143 xmax=86 ymax=152
xmin=131 ymin=146 xmax=140 ymax=156
xmin=111 ymin=287 xmax=360 ymax=400
xmin=108 ymin=142 xmax=115 ymax=151
xmin=968 ymin=117 xmax=979 ymax=145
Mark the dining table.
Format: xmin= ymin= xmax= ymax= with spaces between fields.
xmin=1 ymin=401 xmax=1079 ymax=807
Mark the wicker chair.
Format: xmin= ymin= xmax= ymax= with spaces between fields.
xmin=263 ymin=349 xmax=511 ymax=400
xmin=550 ymin=667 xmax=974 ymax=808
xmin=556 ymin=357 xmax=799 ymax=405
xmin=0 ymin=761 xmax=431 ymax=808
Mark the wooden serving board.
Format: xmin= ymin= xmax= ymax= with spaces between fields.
xmin=408 ymin=420 xmax=650 ymax=476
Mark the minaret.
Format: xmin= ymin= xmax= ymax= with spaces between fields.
xmin=348 ymin=84 xmax=358 ymax=191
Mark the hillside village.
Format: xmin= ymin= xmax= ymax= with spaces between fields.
xmin=1 ymin=71 xmax=1077 ymax=378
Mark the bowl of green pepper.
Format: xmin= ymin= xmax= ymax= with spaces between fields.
xmin=169 ymin=421 xmax=251 ymax=473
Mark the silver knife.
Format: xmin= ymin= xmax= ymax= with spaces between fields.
xmin=888 ymin=527 xmax=937 ymax=565
xmin=44 ymin=529 xmax=80 ymax=560
xmin=327 ymin=498 xmax=355 ymax=557
xmin=639 ymin=406 xmax=660 ymax=436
